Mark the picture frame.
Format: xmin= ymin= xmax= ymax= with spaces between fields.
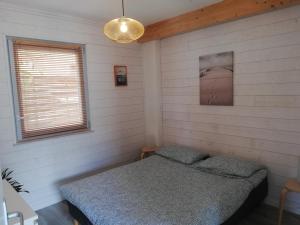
xmin=114 ymin=65 xmax=128 ymax=86
xmin=199 ymin=51 xmax=234 ymax=106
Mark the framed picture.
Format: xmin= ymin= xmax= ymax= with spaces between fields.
xmin=114 ymin=65 xmax=128 ymax=86
xmin=199 ymin=51 xmax=234 ymax=106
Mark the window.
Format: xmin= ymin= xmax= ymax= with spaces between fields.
xmin=8 ymin=38 xmax=89 ymax=141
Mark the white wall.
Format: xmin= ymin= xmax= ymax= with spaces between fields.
xmin=0 ymin=3 xmax=144 ymax=210
xmin=142 ymin=41 xmax=162 ymax=146
xmin=161 ymin=5 xmax=300 ymax=214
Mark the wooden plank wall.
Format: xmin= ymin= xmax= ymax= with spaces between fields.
xmin=161 ymin=5 xmax=300 ymax=214
xmin=0 ymin=3 xmax=144 ymax=210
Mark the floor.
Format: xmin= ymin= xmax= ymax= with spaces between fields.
xmin=37 ymin=201 xmax=300 ymax=225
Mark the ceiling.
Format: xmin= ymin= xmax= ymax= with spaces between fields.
xmin=0 ymin=0 xmax=221 ymax=25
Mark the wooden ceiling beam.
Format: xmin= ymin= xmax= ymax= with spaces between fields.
xmin=138 ymin=0 xmax=300 ymax=43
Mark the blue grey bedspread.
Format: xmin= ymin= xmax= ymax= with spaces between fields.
xmin=60 ymin=156 xmax=267 ymax=225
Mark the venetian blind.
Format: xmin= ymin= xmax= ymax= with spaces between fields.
xmin=12 ymin=39 xmax=88 ymax=140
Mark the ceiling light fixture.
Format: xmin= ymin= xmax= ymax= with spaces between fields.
xmin=104 ymin=0 xmax=145 ymax=43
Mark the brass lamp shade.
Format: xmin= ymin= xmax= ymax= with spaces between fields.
xmin=104 ymin=17 xmax=144 ymax=43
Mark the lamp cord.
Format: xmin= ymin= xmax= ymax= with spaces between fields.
xmin=122 ymin=0 xmax=125 ymax=16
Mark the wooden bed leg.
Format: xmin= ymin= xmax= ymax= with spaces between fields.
xmin=73 ymin=219 xmax=80 ymax=225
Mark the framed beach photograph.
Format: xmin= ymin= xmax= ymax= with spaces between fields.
xmin=114 ymin=65 xmax=128 ymax=86
xmin=199 ymin=51 xmax=234 ymax=106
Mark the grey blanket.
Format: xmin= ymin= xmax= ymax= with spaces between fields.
xmin=60 ymin=156 xmax=267 ymax=225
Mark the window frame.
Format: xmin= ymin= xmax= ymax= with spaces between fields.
xmin=7 ymin=36 xmax=90 ymax=142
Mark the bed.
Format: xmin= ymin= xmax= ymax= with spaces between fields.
xmin=60 ymin=151 xmax=268 ymax=225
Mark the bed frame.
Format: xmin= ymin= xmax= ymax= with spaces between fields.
xmin=67 ymin=177 xmax=268 ymax=225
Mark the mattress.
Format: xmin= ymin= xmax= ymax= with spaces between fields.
xmin=60 ymin=155 xmax=268 ymax=225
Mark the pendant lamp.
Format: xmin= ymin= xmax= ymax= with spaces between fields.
xmin=104 ymin=0 xmax=145 ymax=43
